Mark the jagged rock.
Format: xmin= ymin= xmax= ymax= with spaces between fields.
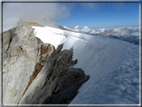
xmin=3 ymin=21 xmax=89 ymax=105
xmin=42 ymin=68 xmax=89 ymax=104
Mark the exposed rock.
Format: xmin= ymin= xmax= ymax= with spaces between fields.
xmin=10 ymin=46 xmax=23 ymax=57
xmin=3 ymin=21 xmax=89 ymax=105
xmin=42 ymin=68 xmax=89 ymax=104
xmin=122 ymin=27 xmax=129 ymax=33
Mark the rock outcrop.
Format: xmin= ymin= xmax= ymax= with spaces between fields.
xmin=3 ymin=21 xmax=89 ymax=105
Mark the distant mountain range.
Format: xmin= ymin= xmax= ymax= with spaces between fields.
xmin=100 ymin=27 xmax=130 ymax=37
xmin=99 ymin=27 xmax=139 ymax=45
xmin=71 ymin=26 xmax=139 ymax=45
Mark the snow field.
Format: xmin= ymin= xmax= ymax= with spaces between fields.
xmin=33 ymin=26 xmax=139 ymax=104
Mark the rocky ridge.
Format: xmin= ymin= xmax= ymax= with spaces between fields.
xmin=3 ymin=21 xmax=89 ymax=105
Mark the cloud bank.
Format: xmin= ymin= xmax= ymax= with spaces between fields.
xmin=78 ymin=26 xmax=107 ymax=34
xmin=130 ymin=32 xmax=139 ymax=36
xmin=3 ymin=3 xmax=70 ymax=31
xmin=81 ymin=26 xmax=91 ymax=33
xmin=73 ymin=25 xmax=139 ymax=37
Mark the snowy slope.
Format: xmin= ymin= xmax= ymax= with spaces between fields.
xmin=33 ymin=26 xmax=139 ymax=104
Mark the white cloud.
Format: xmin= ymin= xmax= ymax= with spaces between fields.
xmin=113 ymin=28 xmax=121 ymax=33
xmin=81 ymin=26 xmax=91 ymax=33
xmin=99 ymin=28 xmax=106 ymax=32
xmin=128 ymin=27 xmax=139 ymax=31
xmin=90 ymin=29 xmax=95 ymax=34
xmin=3 ymin=3 xmax=70 ymax=31
xmin=74 ymin=25 xmax=79 ymax=29
xmin=112 ymin=27 xmax=130 ymax=36
xmin=130 ymin=32 xmax=139 ymax=36
xmin=74 ymin=26 xmax=106 ymax=35
xmin=91 ymin=29 xmax=101 ymax=34
xmin=74 ymin=25 xmax=80 ymax=31
xmin=119 ymin=31 xmax=128 ymax=36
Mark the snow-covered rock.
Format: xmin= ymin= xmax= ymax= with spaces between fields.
xmin=3 ymin=21 xmax=89 ymax=105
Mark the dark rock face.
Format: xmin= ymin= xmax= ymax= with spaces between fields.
xmin=3 ymin=21 xmax=90 ymax=105
xmin=43 ymin=68 xmax=90 ymax=104
xmin=38 ymin=44 xmax=90 ymax=104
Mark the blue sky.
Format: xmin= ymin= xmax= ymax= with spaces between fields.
xmin=3 ymin=2 xmax=140 ymax=31
xmin=55 ymin=3 xmax=139 ymax=29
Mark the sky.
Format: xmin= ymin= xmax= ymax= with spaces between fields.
xmin=2 ymin=1 xmax=140 ymax=31
xmin=56 ymin=3 xmax=139 ymax=29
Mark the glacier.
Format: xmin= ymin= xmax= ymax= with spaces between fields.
xmin=33 ymin=25 xmax=140 ymax=104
